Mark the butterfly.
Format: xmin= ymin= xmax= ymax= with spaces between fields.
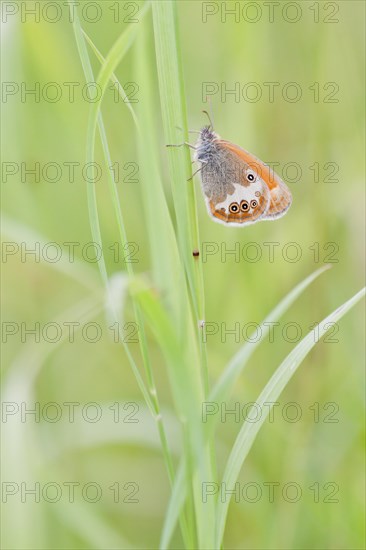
xmin=168 ymin=112 xmax=292 ymax=226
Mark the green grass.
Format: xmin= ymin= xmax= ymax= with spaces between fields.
xmin=2 ymin=1 xmax=365 ymax=549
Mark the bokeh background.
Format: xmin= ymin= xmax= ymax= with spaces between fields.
xmin=2 ymin=1 xmax=365 ymax=548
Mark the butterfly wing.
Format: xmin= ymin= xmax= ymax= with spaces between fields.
xmin=206 ymin=176 xmax=270 ymax=226
xmin=198 ymin=138 xmax=272 ymax=226
xmin=219 ymin=140 xmax=292 ymax=221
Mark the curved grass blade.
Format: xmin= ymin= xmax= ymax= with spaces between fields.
xmin=85 ymin=0 xmax=151 ymax=171
xmin=159 ymin=459 xmax=187 ymax=550
xmin=159 ymin=265 xmax=332 ymax=545
xmin=210 ymin=265 xmax=331 ymax=407
xmin=216 ymin=286 xmax=365 ymax=547
xmin=134 ymin=17 xmax=186 ymax=326
xmin=83 ymin=20 xmax=184 ymax=334
xmin=69 ymin=0 xmax=153 ymax=411
xmin=130 ymin=276 xmax=215 ymax=549
xmin=81 ymin=28 xmax=139 ymax=129
xmin=70 ymin=2 xmax=178 ymax=490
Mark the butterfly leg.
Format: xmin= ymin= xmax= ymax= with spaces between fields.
xmin=187 ymin=167 xmax=202 ymax=181
xmin=174 ymin=126 xmax=200 ymax=135
xmin=166 ymin=142 xmax=196 ymax=150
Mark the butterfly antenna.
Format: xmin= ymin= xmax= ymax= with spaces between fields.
xmin=202 ymin=94 xmax=215 ymax=129
xmin=208 ymin=96 xmax=215 ymax=129
xmin=202 ymin=110 xmax=213 ymax=129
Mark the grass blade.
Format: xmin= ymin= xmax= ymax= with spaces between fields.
xmin=161 ymin=265 xmax=333 ymax=544
xmin=210 ymin=265 xmax=331 ymax=406
xmin=82 ymin=28 xmax=139 ymax=128
xmin=216 ymin=286 xmax=366 ymax=547
xmin=159 ymin=459 xmax=186 ymax=550
xmin=69 ymin=1 xmax=153 ymax=410
xmin=152 ymin=0 xmax=209 ymax=395
xmin=130 ymin=276 xmax=215 ymax=548
xmin=70 ymin=1 xmax=179 ymax=501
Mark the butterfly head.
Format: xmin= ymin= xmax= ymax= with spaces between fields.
xmin=199 ymin=125 xmax=215 ymax=141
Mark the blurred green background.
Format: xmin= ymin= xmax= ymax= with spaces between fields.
xmin=2 ymin=1 xmax=365 ymax=548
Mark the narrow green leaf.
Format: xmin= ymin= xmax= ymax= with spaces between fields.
xmin=159 ymin=460 xmax=186 ymax=550
xmin=159 ymin=265 xmax=332 ymax=545
xmin=69 ymin=0 xmax=154 ymax=412
xmin=152 ymin=1 xmax=208 ymax=368
xmin=216 ymin=287 xmax=365 ymax=547
xmin=82 ymin=28 xmax=139 ymax=128
xmin=210 ymin=265 xmax=331 ymax=406
xmin=130 ymin=276 xmax=215 ymax=548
